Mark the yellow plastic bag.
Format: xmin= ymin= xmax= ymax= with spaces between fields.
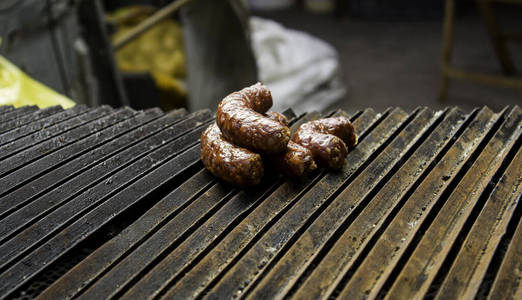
xmin=0 ymin=55 xmax=75 ymax=109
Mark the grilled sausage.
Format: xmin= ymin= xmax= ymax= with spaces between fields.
xmin=271 ymin=141 xmax=317 ymax=178
xmin=200 ymin=123 xmax=264 ymax=187
xmin=216 ymin=83 xmax=291 ymax=154
xmin=292 ymin=116 xmax=357 ymax=169
xmin=264 ymin=112 xmax=317 ymax=177
xmin=265 ymin=111 xmax=289 ymax=127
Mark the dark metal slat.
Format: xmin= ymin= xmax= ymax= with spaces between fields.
xmin=82 ymin=182 xmax=236 ymax=300
xmin=0 ymin=107 xmax=139 ymax=190
xmin=250 ymin=108 xmax=443 ymax=299
xmin=0 ymin=110 xmax=200 ymax=226
xmin=0 ymin=106 xmax=39 ymax=123
xmin=0 ymin=108 xmax=163 ymax=197
xmin=0 ymin=105 xmax=88 ymax=145
xmin=0 ymin=106 xmax=15 ymax=114
xmin=108 ymin=114 xmax=315 ymax=300
xmin=0 ymin=116 xmax=211 ymax=297
xmin=0 ymin=106 xmax=63 ymax=134
xmin=236 ymin=108 xmax=440 ymax=300
xmin=0 ymin=109 xmax=185 ymax=220
xmin=201 ymin=108 xmax=412 ymax=299
xmin=73 ymin=112 xmax=302 ymax=299
xmin=0 ymin=142 xmax=205 ymax=298
xmin=161 ymin=109 xmax=379 ymax=300
xmin=436 ymin=146 xmax=521 ymax=299
xmin=0 ymin=109 xmax=171 ymax=242
xmin=336 ymin=107 xmax=500 ymax=298
xmin=0 ymin=104 xmax=516 ymax=299
xmin=41 ymin=110 xmax=299 ymax=300
xmin=288 ymin=108 xmax=467 ymax=299
xmin=487 ymin=213 xmax=522 ymax=299
xmin=384 ymin=106 xmax=521 ymax=299
xmin=38 ymin=169 xmax=217 ymax=300
xmin=0 ymin=112 xmax=210 ymax=264
xmin=0 ymin=106 xmax=113 ymax=161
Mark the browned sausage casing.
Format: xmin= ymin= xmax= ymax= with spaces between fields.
xmin=200 ymin=123 xmax=264 ymax=186
xmin=216 ymin=83 xmax=290 ymax=154
xmin=264 ymin=112 xmax=317 ymax=177
xmin=271 ymin=141 xmax=317 ymax=178
xmin=292 ymin=116 xmax=357 ymax=169
xmin=265 ymin=111 xmax=289 ymax=127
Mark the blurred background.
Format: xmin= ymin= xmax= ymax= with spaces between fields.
xmin=0 ymin=0 xmax=520 ymax=114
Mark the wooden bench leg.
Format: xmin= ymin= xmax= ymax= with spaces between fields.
xmin=439 ymin=0 xmax=456 ymax=102
xmin=476 ymin=0 xmax=517 ymax=75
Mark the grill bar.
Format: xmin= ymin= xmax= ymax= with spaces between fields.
xmin=0 ymin=109 xmax=186 ymax=221
xmin=487 ymin=204 xmax=522 ymax=300
xmin=0 ymin=110 xmax=212 ymax=296
xmin=289 ymin=107 xmax=469 ymax=299
xmin=0 ymin=107 xmax=139 ymax=184
xmin=0 ymin=105 xmax=88 ymax=146
xmin=0 ymin=106 xmax=39 ymax=124
xmin=0 ymin=106 xmax=63 ymax=134
xmin=0 ymin=106 xmax=113 ymax=161
xmin=75 ymin=110 xmax=302 ymax=299
xmin=436 ymin=143 xmax=521 ymax=299
xmin=0 ymin=104 xmax=519 ymax=300
xmin=254 ymin=107 xmax=464 ymax=299
xmin=0 ymin=109 xmax=177 ymax=242
xmin=0 ymin=108 xmax=165 ymax=198
xmin=384 ymin=106 xmax=521 ymax=299
xmin=336 ymin=106 xmax=501 ymax=298
xmin=0 ymin=105 xmax=15 ymax=114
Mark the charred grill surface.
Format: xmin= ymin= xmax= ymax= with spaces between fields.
xmin=0 ymin=105 xmax=520 ymax=300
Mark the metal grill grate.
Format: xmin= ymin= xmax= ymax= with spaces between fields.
xmin=0 ymin=105 xmax=520 ymax=300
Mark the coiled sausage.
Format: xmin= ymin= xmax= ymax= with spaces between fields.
xmin=216 ymin=83 xmax=290 ymax=154
xmin=264 ymin=111 xmax=316 ymax=177
xmin=271 ymin=141 xmax=317 ymax=178
xmin=292 ymin=116 xmax=357 ymax=169
xmin=200 ymin=123 xmax=264 ymax=186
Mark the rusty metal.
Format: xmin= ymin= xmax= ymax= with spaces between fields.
xmin=0 ymin=105 xmax=520 ymax=300
xmin=253 ymin=108 xmax=460 ymax=299
xmin=336 ymin=107 xmax=500 ymax=299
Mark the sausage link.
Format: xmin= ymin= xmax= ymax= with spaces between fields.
xmin=200 ymin=123 xmax=264 ymax=187
xmin=216 ymin=83 xmax=290 ymax=154
xmin=271 ymin=141 xmax=317 ymax=178
xmin=265 ymin=111 xmax=289 ymax=127
xmin=265 ymin=112 xmax=316 ymax=177
xmin=292 ymin=116 xmax=357 ymax=169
